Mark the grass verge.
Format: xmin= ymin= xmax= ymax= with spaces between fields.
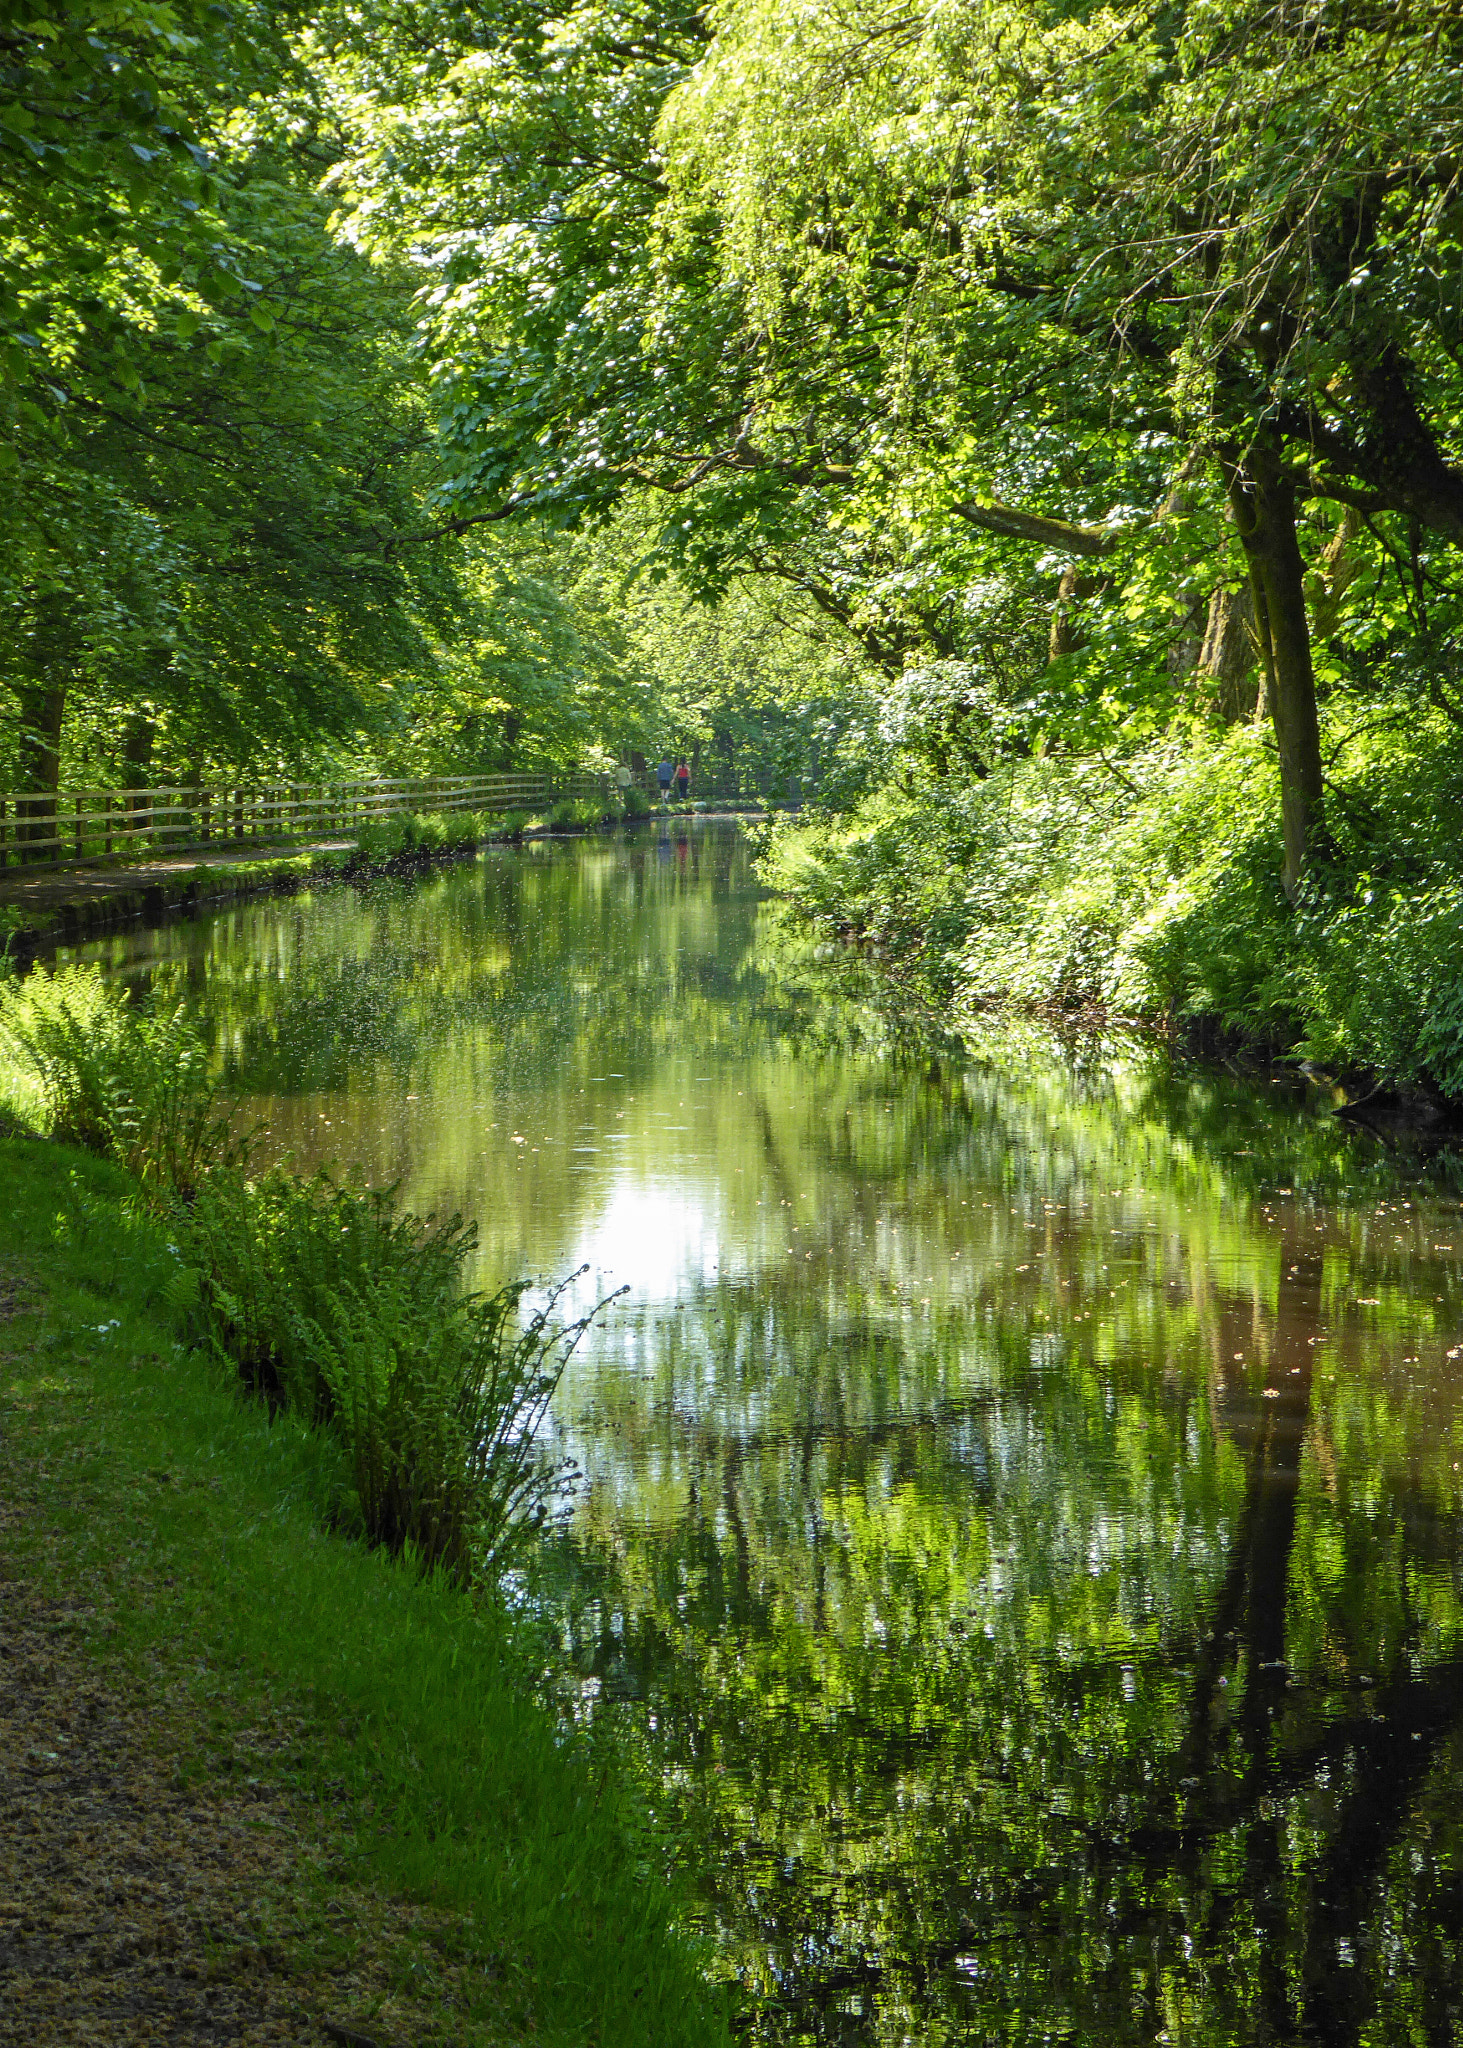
xmin=0 ymin=1134 xmax=735 ymax=2047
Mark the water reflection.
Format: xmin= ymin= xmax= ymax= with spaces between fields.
xmin=68 ymin=823 xmax=1463 ymax=2045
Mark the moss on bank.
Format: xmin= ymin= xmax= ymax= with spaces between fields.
xmin=0 ymin=1134 xmax=735 ymax=2046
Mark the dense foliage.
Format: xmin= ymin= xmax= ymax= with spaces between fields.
xmin=0 ymin=961 xmax=609 ymax=1579
xmin=7 ymin=1 xmax=1463 ymax=1080
xmin=0 ymin=1 xmax=833 ymax=797
xmin=303 ymin=0 xmax=1462 ymax=1088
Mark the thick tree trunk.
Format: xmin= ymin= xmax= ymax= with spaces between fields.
xmin=1166 ymin=591 xmax=1207 ymax=680
xmin=1305 ymin=506 xmax=1362 ymax=645
xmin=1224 ymin=442 xmax=1325 ymax=898
xmin=120 ymin=715 xmax=154 ymax=787
xmin=1198 ymin=584 xmax=1262 ymax=723
xmin=120 ymin=714 xmax=154 ymax=827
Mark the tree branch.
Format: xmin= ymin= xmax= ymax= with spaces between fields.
xmin=952 ymin=499 xmax=1121 ymax=556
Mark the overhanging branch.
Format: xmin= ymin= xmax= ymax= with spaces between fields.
xmin=952 ymin=499 xmax=1121 ymax=556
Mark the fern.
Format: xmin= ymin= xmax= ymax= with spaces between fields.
xmin=0 ymin=967 xmax=242 ymax=1198
xmin=180 ymin=1167 xmax=603 ymax=1581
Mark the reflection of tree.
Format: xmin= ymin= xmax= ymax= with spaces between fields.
xmin=73 ymin=824 xmax=1463 ymax=2043
xmin=543 ymin=1155 xmax=1463 ymax=2042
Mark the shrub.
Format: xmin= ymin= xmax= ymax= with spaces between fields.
xmin=182 ymin=1169 xmax=469 ymax=1410
xmin=182 ymin=1168 xmax=613 ymax=1580
xmin=313 ymin=1262 xmax=601 ymax=1580
xmin=0 ymin=965 xmax=238 ymax=1197
xmin=544 ymin=794 xmax=615 ymax=828
xmin=761 ymin=703 xmax=1463 ymax=1095
xmin=622 ymin=785 xmax=652 ymax=818
xmin=355 ymin=808 xmax=485 ymax=861
xmin=355 ymin=815 xmax=408 ymax=861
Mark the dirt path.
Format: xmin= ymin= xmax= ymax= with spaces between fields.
xmin=0 ymin=1564 xmax=325 ymax=2044
xmin=0 ymin=1272 xmax=508 ymax=2048
xmin=0 ymin=838 xmax=355 ymax=918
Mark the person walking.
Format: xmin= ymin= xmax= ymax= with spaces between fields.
xmin=656 ymin=754 xmax=674 ymax=802
xmin=674 ymin=757 xmax=690 ymax=803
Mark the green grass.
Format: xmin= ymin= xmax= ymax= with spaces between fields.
xmin=0 ymin=1134 xmax=735 ymax=2046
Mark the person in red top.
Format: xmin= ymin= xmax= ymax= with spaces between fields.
xmin=674 ymin=758 xmax=690 ymax=802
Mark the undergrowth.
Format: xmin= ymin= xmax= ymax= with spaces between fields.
xmin=542 ymin=793 xmax=625 ymax=829
xmin=184 ymin=1169 xmax=615 ymax=1579
xmin=0 ymin=963 xmax=606 ymax=1583
xmin=0 ymin=964 xmax=242 ymax=1197
xmin=353 ymin=805 xmax=531 ymax=860
xmin=762 ymin=700 xmax=1463 ymax=1097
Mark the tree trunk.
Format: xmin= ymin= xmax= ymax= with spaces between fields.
xmin=119 ymin=713 xmax=154 ymax=832
xmin=1048 ymin=566 xmax=1102 ymax=661
xmin=1223 ymin=442 xmax=1325 ymax=898
xmin=120 ymin=714 xmax=154 ymax=786
xmin=1197 ymin=584 xmax=1262 ymax=723
xmin=1167 ymin=591 xmax=1207 ymax=680
xmin=1305 ymin=506 xmax=1362 ymax=645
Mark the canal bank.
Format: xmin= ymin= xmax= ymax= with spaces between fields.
xmin=15 ymin=817 xmax=1463 ymax=2044
xmin=0 ymin=1132 xmax=736 ymax=2048
xmin=0 ymin=805 xmax=780 ymax=956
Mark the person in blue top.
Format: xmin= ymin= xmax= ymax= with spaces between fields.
xmin=656 ymin=755 xmax=674 ymax=801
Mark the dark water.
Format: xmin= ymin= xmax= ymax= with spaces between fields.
xmin=70 ymin=822 xmax=1463 ymax=2044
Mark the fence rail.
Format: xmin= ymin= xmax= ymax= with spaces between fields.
xmin=0 ymin=773 xmax=596 ymax=869
xmin=0 ymin=770 xmax=788 ymax=869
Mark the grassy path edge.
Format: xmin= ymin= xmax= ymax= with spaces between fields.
xmin=0 ymin=1134 xmax=734 ymax=2047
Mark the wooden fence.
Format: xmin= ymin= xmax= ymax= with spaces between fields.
xmin=0 ymin=773 xmax=607 ymax=869
xmin=0 ymin=769 xmax=790 ymax=869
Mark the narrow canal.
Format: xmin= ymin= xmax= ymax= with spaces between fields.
xmin=70 ymin=820 xmax=1463 ymax=2045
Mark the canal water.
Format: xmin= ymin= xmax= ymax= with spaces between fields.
xmin=71 ymin=820 xmax=1463 ymax=2044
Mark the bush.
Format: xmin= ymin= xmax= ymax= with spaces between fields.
xmin=0 ymin=965 xmax=238 ymax=1197
xmin=354 ymin=807 xmax=500 ymax=861
xmin=762 ymin=699 xmax=1463 ymax=1095
xmin=354 ymin=815 xmax=409 ymax=861
xmin=544 ymin=793 xmax=616 ymax=829
xmin=182 ymin=1168 xmax=612 ymax=1580
xmin=622 ymin=784 xmax=653 ymax=818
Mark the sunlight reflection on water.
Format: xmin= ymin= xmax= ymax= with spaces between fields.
xmin=66 ymin=821 xmax=1463 ymax=2047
